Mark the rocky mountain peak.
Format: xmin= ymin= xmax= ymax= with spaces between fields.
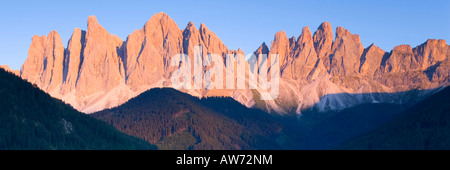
xmin=313 ymin=22 xmax=333 ymax=70
xmin=297 ymin=26 xmax=313 ymax=45
xmin=255 ymin=42 xmax=269 ymax=55
xmin=74 ymin=15 xmax=125 ymax=103
xmin=315 ymin=22 xmax=332 ymax=35
xmin=413 ymin=39 xmax=448 ymax=70
xmin=87 ymin=15 xmax=98 ymax=24
xmin=87 ymin=15 xmax=103 ymax=33
xmin=183 ymin=21 xmax=198 ymax=39
xmin=21 ymin=30 xmax=64 ymax=94
xmin=282 ymin=26 xmax=318 ymax=80
xmin=359 ymin=43 xmax=386 ymax=78
xmin=143 ymin=12 xmax=179 ymax=38
xmin=61 ymin=27 xmax=86 ymax=95
xmin=329 ymin=26 xmax=364 ymax=76
xmin=198 ymin=23 xmax=229 ymax=55
xmin=186 ymin=21 xmax=195 ymax=28
xmin=392 ymin=44 xmax=412 ymax=53
xmin=335 ymin=26 xmax=349 ymax=38
xmin=274 ymin=31 xmax=288 ymax=42
xmin=270 ymin=31 xmax=290 ymax=67
xmin=125 ymin=12 xmax=183 ymax=92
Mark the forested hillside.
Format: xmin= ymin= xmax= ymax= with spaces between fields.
xmin=0 ymin=68 xmax=156 ymax=150
xmin=92 ymin=88 xmax=289 ymax=150
xmin=339 ymin=86 xmax=450 ymax=150
xmin=92 ymin=87 xmax=415 ymax=150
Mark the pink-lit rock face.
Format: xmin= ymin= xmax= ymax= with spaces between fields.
xmin=75 ymin=15 xmax=125 ymax=96
xmin=21 ymin=30 xmax=65 ymax=93
xmin=20 ymin=13 xmax=449 ymax=114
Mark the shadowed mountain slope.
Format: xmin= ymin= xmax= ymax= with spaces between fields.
xmin=339 ymin=86 xmax=450 ymax=150
xmin=0 ymin=68 xmax=156 ymax=150
xmin=92 ymin=87 xmax=287 ymax=150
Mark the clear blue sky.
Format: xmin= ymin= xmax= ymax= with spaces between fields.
xmin=1 ymin=0 xmax=449 ymax=70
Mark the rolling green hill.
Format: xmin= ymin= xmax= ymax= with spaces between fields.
xmin=0 ymin=68 xmax=156 ymax=150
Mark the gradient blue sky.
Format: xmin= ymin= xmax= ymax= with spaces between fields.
xmin=1 ymin=0 xmax=449 ymax=70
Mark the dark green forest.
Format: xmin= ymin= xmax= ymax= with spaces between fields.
xmin=92 ymin=88 xmax=288 ymax=150
xmin=92 ymin=87 xmax=430 ymax=150
xmin=0 ymin=68 xmax=156 ymax=150
xmin=339 ymin=86 xmax=450 ymax=150
xmin=294 ymin=103 xmax=406 ymax=149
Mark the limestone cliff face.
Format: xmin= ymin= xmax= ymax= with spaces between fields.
xmin=329 ymin=27 xmax=364 ymax=77
xmin=199 ymin=23 xmax=230 ymax=56
xmin=313 ymin=22 xmax=333 ymax=71
xmin=75 ymin=16 xmax=125 ymax=96
xmin=21 ymin=30 xmax=65 ymax=94
xmin=374 ymin=40 xmax=449 ymax=92
xmin=19 ymin=13 xmax=449 ymax=114
xmin=359 ymin=44 xmax=386 ymax=78
xmin=269 ymin=31 xmax=291 ymax=71
xmin=22 ymin=16 xmax=128 ymax=112
xmin=124 ymin=12 xmax=183 ymax=91
xmin=413 ymin=39 xmax=448 ymax=70
xmin=385 ymin=45 xmax=418 ymax=73
xmin=282 ymin=26 xmax=320 ymax=81
xmin=61 ymin=28 xmax=85 ymax=95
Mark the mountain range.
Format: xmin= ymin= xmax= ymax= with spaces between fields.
xmin=14 ymin=12 xmax=449 ymax=114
